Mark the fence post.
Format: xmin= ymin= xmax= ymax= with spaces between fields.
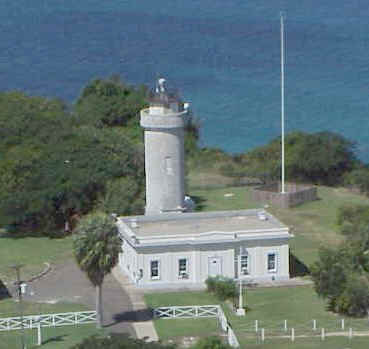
xmin=291 ymin=328 xmax=295 ymax=342
xmin=284 ymin=319 xmax=287 ymax=332
xmin=37 ymin=323 xmax=42 ymax=346
xmin=255 ymin=320 xmax=258 ymax=332
xmin=341 ymin=318 xmax=345 ymax=330
xmin=313 ymin=319 xmax=317 ymax=331
xmin=321 ymin=328 xmax=325 ymax=341
xmin=349 ymin=328 xmax=353 ymax=339
xmin=261 ymin=328 xmax=265 ymax=342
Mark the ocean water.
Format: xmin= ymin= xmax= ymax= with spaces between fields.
xmin=1 ymin=0 xmax=368 ymax=160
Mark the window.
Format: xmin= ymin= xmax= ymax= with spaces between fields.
xmin=165 ymin=157 xmax=173 ymax=175
xmin=150 ymin=260 xmax=160 ymax=280
xmin=178 ymin=258 xmax=189 ymax=279
xmin=240 ymin=255 xmax=249 ymax=275
xmin=267 ymin=253 xmax=277 ymax=272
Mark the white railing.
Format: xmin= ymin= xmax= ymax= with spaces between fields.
xmin=153 ymin=305 xmax=240 ymax=348
xmin=0 ymin=311 xmax=96 ymax=331
xmin=153 ymin=305 xmax=219 ymax=319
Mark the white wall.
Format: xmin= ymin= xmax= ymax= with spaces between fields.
xmin=120 ymin=238 xmax=290 ymax=288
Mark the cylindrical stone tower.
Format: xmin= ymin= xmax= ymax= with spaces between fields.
xmin=140 ymin=79 xmax=188 ymax=215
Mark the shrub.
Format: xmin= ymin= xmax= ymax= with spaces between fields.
xmin=69 ymin=333 xmax=176 ymax=349
xmin=205 ymin=276 xmax=237 ymax=301
xmin=191 ymin=336 xmax=231 ymax=349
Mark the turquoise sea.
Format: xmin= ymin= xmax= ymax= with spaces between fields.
xmin=1 ymin=1 xmax=368 ymax=160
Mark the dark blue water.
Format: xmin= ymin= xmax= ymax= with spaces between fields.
xmin=1 ymin=1 xmax=368 ymax=160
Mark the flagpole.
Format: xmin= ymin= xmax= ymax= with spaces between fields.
xmin=280 ymin=13 xmax=286 ymax=194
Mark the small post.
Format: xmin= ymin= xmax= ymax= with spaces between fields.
xmin=284 ymin=319 xmax=288 ymax=332
xmin=37 ymin=323 xmax=42 ymax=346
xmin=321 ymin=328 xmax=325 ymax=341
xmin=349 ymin=327 xmax=353 ymax=339
xmin=313 ymin=319 xmax=317 ymax=331
xmin=291 ymin=328 xmax=295 ymax=342
xmin=261 ymin=328 xmax=265 ymax=342
xmin=341 ymin=318 xmax=345 ymax=330
xmin=236 ymin=280 xmax=245 ymax=316
xmin=255 ymin=320 xmax=258 ymax=332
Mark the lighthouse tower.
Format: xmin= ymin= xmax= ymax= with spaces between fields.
xmin=140 ymin=79 xmax=188 ymax=215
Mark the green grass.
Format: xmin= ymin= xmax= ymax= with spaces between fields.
xmin=146 ymin=288 xmax=369 ymax=348
xmin=238 ymin=336 xmax=369 ymax=349
xmin=0 ymin=235 xmax=73 ymax=282
xmin=190 ymin=186 xmax=259 ymax=212
xmin=0 ymin=299 xmax=101 ymax=349
xmin=145 ymin=291 xmax=219 ymax=308
xmin=145 ymin=291 xmax=221 ymax=340
xmin=154 ymin=318 xmax=220 ymax=341
xmin=0 ymin=299 xmax=91 ymax=318
xmin=0 ymin=324 xmax=104 ymax=349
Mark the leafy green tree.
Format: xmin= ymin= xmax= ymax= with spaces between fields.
xmin=310 ymin=247 xmax=350 ymax=310
xmin=73 ymin=212 xmax=121 ymax=328
xmin=336 ymin=275 xmax=369 ymax=318
xmin=239 ymin=131 xmax=359 ymax=185
xmin=344 ymin=167 xmax=369 ymax=196
xmin=75 ymin=76 xmax=147 ymax=128
xmin=70 ymin=333 xmax=175 ymax=349
xmin=311 ymin=206 xmax=369 ymax=317
xmin=0 ymin=89 xmax=145 ymax=234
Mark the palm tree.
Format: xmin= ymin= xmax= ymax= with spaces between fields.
xmin=73 ymin=211 xmax=121 ymax=328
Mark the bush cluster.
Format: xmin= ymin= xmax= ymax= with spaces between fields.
xmin=205 ymin=276 xmax=237 ymax=301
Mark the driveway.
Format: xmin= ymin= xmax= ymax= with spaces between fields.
xmin=24 ymin=260 xmax=135 ymax=336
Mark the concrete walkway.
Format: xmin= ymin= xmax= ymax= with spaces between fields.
xmin=112 ymin=267 xmax=158 ymax=341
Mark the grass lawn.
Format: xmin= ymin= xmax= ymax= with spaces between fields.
xmin=0 ymin=235 xmax=74 ymax=282
xmin=189 ymin=184 xmax=369 ymax=266
xmin=238 ymin=336 xmax=369 ymax=349
xmin=0 ymin=324 xmax=103 ymax=349
xmin=0 ymin=299 xmax=101 ymax=348
xmin=145 ymin=287 xmax=369 ymax=348
xmin=145 ymin=291 xmax=221 ymax=340
xmin=0 ymin=298 xmax=91 ymax=318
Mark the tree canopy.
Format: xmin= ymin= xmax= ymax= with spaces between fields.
xmin=238 ymin=131 xmax=359 ymax=185
xmin=0 ymin=76 xmax=200 ymax=235
xmin=311 ymin=204 xmax=369 ymax=317
xmin=0 ymin=79 xmax=146 ymax=235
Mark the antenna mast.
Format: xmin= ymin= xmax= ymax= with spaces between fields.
xmin=280 ymin=13 xmax=286 ymax=194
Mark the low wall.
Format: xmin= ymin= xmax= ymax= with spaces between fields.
xmin=252 ymin=183 xmax=317 ymax=208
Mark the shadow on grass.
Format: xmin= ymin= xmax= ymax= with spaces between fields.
xmin=289 ymin=252 xmax=310 ymax=277
xmin=105 ymin=308 xmax=153 ymax=328
xmin=41 ymin=334 xmax=68 ymax=344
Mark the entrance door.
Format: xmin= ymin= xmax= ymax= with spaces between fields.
xmin=208 ymin=257 xmax=222 ymax=277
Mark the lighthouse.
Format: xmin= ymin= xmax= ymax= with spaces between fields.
xmin=140 ymin=79 xmax=188 ymax=215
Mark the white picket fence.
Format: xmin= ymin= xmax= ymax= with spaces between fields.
xmin=0 ymin=311 xmax=96 ymax=331
xmin=154 ymin=305 xmax=240 ymax=348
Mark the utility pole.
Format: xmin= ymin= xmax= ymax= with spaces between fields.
xmin=10 ymin=264 xmax=26 ymax=349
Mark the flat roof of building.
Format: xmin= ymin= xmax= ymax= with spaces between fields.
xmin=120 ymin=209 xmax=287 ymax=238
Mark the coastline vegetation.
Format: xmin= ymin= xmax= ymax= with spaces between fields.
xmin=2 ymin=77 xmax=369 ymax=339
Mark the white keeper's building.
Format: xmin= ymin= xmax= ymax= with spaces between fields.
xmin=117 ymin=79 xmax=293 ymax=289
